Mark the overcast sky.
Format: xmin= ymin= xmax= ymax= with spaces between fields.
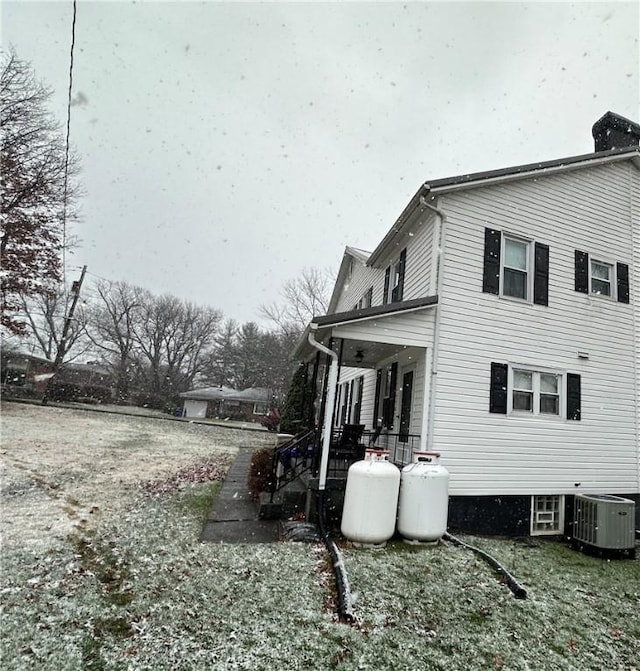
xmin=3 ymin=0 xmax=639 ymax=325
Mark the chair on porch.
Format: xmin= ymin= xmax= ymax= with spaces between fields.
xmin=330 ymin=423 xmax=366 ymax=467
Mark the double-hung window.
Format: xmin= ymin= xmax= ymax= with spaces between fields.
xmin=590 ymin=260 xmax=613 ymax=297
xmin=383 ymin=249 xmax=407 ymax=305
xmin=575 ymin=250 xmax=629 ymax=303
xmin=511 ymin=369 xmax=560 ymax=416
xmin=483 ymin=229 xmax=549 ymax=305
xmin=355 ymin=286 xmax=373 ymax=310
xmin=503 ymin=236 xmax=530 ymax=300
xmin=490 ymin=362 xmax=580 ymax=420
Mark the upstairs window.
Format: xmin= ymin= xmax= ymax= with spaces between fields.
xmin=383 ymin=249 xmax=406 ymax=305
xmin=483 ymin=229 xmax=549 ymax=305
xmin=590 ymin=260 xmax=612 ymax=296
xmin=355 ymin=286 xmax=373 ymax=310
xmin=503 ymin=237 xmax=530 ymax=299
xmin=575 ymin=250 xmax=629 ymax=303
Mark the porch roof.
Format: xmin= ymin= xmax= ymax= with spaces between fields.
xmin=293 ymin=295 xmax=437 ymax=362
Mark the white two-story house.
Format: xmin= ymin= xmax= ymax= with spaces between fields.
xmin=292 ymin=111 xmax=640 ymax=536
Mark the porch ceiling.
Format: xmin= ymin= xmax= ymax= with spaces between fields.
xmin=338 ymin=339 xmax=411 ymax=368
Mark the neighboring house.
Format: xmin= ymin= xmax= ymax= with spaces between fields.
xmin=293 ymin=111 xmax=640 ymax=536
xmin=52 ymin=362 xmax=115 ymax=403
xmin=0 ymin=353 xmax=114 ymax=402
xmin=180 ymin=386 xmax=272 ymax=422
xmin=0 ymin=351 xmax=54 ymax=395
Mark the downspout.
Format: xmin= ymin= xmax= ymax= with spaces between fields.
xmin=307 ymin=327 xmax=355 ymax=623
xmin=307 ymin=329 xmax=340 ymax=492
xmin=420 ymin=196 xmax=448 ymax=451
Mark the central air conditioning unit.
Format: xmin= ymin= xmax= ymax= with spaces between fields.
xmin=572 ymin=494 xmax=636 ymax=558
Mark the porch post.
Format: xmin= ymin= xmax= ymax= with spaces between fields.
xmin=308 ymin=352 xmax=320 ymax=429
xmin=307 ymin=331 xmax=340 ymax=492
xmin=420 ymin=347 xmax=432 ymax=452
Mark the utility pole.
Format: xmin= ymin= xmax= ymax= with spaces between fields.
xmin=42 ymin=265 xmax=87 ymax=405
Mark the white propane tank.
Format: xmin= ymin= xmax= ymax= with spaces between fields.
xmin=397 ymin=451 xmax=449 ymax=543
xmin=341 ymin=449 xmax=400 ymax=546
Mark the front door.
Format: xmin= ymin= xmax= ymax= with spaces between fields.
xmin=398 ymin=369 xmax=414 ymax=443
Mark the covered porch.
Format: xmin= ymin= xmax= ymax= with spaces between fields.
xmin=265 ymin=297 xmax=438 ymax=511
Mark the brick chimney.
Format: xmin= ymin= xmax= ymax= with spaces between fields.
xmin=592 ymin=111 xmax=640 ymax=152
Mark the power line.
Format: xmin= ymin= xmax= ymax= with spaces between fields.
xmin=62 ymin=0 xmax=77 ymax=287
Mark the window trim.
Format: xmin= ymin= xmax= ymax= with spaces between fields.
xmin=530 ymin=495 xmax=565 ymax=536
xmin=507 ymin=365 xmax=565 ymax=419
xmin=375 ymin=362 xmax=398 ymax=429
xmin=500 ymin=234 xmax=532 ymax=302
xmin=355 ymin=286 xmax=373 ymax=311
xmin=384 ymin=249 xmax=406 ymax=304
xmin=484 ymin=229 xmax=549 ymax=305
xmin=576 ymin=249 xmax=630 ymax=303
xmin=589 ymin=257 xmax=616 ymax=299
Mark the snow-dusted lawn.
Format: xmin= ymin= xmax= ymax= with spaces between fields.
xmin=1 ymin=401 xmax=639 ymax=670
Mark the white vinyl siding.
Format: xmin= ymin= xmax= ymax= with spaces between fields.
xmin=334 ymin=213 xmax=436 ymax=315
xmin=402 ymin=213 xmax=435 ymax=299
xmin=334 ymin=261 xmax=381 ymax=314
xmin=338 ymin=348 xmax=426 ymax=437
xmin=432 ymin=161 xmax=638 ymax=497
xmin=633 ymin=164 xmax=640 ymax=493
xmin=331 ymin=309 xmax=435 ymax=348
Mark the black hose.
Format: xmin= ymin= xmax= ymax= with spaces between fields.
xmin=317 ymin=489 xmax=355 ymax=623
xmin=444 ymin=532 xmax=527 ymax=600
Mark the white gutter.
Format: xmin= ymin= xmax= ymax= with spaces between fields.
xmin=426 ymin=152 xmax=638 ymax=195
xmin=307 ymin=328 xmax=340 ymax=491
xmin=420 ymin=197 xmax=448 ymax=452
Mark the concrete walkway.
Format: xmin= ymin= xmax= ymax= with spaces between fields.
xmin=200 ymin=447 xmax=280 ymax=543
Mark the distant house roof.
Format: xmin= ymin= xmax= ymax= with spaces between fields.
xmin=60 ymin=362 xmax=111 ymax=375
xmin=180 ymin=386 xmax=271 ymax=403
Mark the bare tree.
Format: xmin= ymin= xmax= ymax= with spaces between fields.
xmin=259 ymin=266 xmax=332 ymax=336
xmin=1 ymin=50 xmax=80 ymax=335
xmin=19 ymin=285 xmax=88 ymax=362
xmin=85 ymin=280 xmax=145 ymax=403
xmin=132 ymin=294 xmax=221 ymax=408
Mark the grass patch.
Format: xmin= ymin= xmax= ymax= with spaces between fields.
xmin=178 ymin=480 xmax=222 ymax=520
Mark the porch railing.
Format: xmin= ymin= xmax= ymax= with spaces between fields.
xmin=364 ymin=430 xmax=421 ymax=468
xmin=311 ymin=427 xmax=422 ymax=478
xmin=270 ymin=427 xmax=422 ymax=497
xmin=269 ymin=430 xmax=317 ymax=499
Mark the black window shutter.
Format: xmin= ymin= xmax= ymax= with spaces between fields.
xmin=386 ymin=362 xmax=398 ymax=428
xmin=617 ymin=262 xmax=630 ymax=303
xmin=489 ymin=362 xmax=508 ymax=414
xmin=396 ymin=248 xmax=407 ymax=302
xmin=383 ymin=266 xmax=391 ymax=305
xmin=533 ymin=242 xmax=549 ymax=306
xmin=373 ymin=369 xmax=382 ymax=426
xmin=574 ymin=250 xmax=589 ymax=293
xmin=567 ymin=373 xmax=581 ymax=420
xmin=482 ymin=228 xmax=501 ymax=295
